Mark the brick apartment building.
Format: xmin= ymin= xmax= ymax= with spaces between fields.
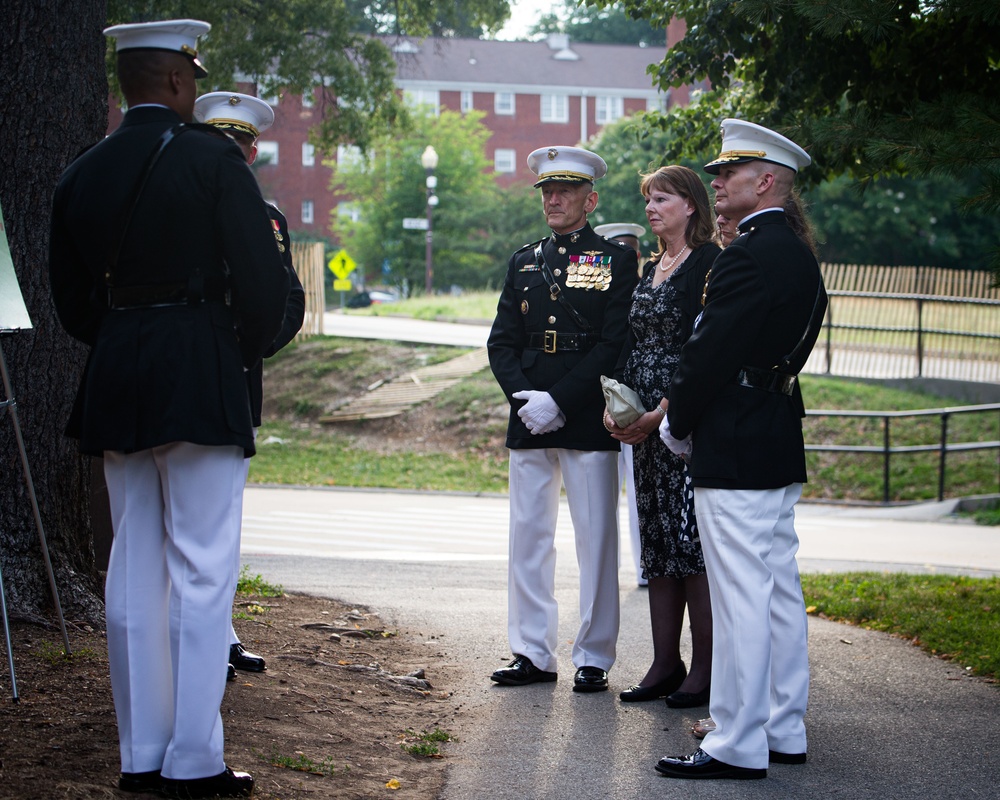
xmin=107 ymin=24 xmax=695 ymax=248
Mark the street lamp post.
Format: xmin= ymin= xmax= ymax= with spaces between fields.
xmin=421 ymin=145 xmax=439 ymax=295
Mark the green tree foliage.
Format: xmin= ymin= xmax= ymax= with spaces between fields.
xmin=530 ymin=0 xmax=663 ymax=45
xmin=330 ymin=109 xmax=543 ymax=292
xmin=603 ymin=0 xmax=1000 ymax=274
xmin=589 ymin=115 xmax=1000 ymax=269
xmin=106 ymin=0 xmax=511 ymax=151
xmin=806 ymin=174 xmax=1000 ymax=270
xmin=349 ymin=0 xmax=510 ymax=37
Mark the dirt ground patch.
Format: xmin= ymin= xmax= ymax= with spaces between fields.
xmin=261 ymin=337 xmax=509 ymax=458
xmin=0 ymin=338 xmax=488 ymax=800
xmin=0 ymin=592 xmax=459 ymax=800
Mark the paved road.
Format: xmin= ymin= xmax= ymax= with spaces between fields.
xmin=242 ymin=486 xmax=1000 ymax=577
xmin=240 ymin=487 xmax=1000 ymax=799
xmin=323 ymin=311 xmax=488 ymax=347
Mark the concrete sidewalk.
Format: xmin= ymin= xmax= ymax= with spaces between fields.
xmin=240 ymin=487 xmax=999 ymax=799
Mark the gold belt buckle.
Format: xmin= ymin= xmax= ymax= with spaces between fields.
xmin=543 ymin=330 xmax=557 ymax=353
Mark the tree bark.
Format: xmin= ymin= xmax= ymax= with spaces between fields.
xmin=0 ymin=1 xmax=109 ymax=626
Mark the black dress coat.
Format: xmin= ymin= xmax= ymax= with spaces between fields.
xmin=49 ymin=106 xmax=289 ymax=457
xmin=488 ymin=223 xmax=639 ymax=451
xmin=667 ymin=211 xmax=828 ymax=489
xmin=246 ymin=204 xmax=305 ymax=427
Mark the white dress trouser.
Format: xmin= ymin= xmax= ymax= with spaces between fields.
xmin=695 ymin=485 xmax=810 ymax=769
xmin=617 ymin=443 xmax=644 ymax=584
xmin=507 ymin=448 xmax=620 ymax=673
xmin=229 ymin=453 xmax=253 ymax=648
xmin=104 ymin=442 xmax=245 ymax=780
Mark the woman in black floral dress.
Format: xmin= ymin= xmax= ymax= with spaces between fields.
xmin=604 ymin=165 xmax=719 ymax=707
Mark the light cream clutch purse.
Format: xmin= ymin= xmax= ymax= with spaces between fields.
xmin=600 ymin=375 xmax=646 ymax=427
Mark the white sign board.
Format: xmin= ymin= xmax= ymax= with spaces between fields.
xmin=402 ymin=217 xmax=429 ymax=230
xmin=0 ymin=199 xmax=32 ymax=331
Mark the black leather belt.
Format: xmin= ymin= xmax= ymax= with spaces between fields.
xmin=737 ymin=366 xmax=797 ymax=396
xmin=109 ymin=277 xmax=230 ymax=310
xmin=527 ymin=331 xmax=595 ymax=353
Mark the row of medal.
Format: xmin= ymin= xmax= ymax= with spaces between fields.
xmin=565 ymin=260 xmax=612 ymax=291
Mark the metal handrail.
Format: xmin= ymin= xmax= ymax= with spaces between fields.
xmin=804 ymin=403 xmax=1000 ymax=504
xmin=817 ymin=292 xmax=1000 ymax=380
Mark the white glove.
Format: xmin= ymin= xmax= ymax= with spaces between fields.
xmin=512 ymin=390 xmax=562 ymax=433
xmin=659 ymin=414 xmax=692 ymax=459
xmin=532 ymin=412 xmax=566 ymax=436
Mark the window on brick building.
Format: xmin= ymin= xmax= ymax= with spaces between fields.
xmin=404 ymin=88 xmax=440 ymax=115
xmin=302 ymin=142 xmax=315 ymax=167
xmin=301 ymin=90 xmax=315 ymax=109
xmin=494 ymin=149 xmax=516 ymax=173
xmin=595 ymin=96 xmax=624 ymax=125
xmin=302 ymin=200 xmax=314 ymax=225
xmin=461 ymin=91 xmax=474 ymax=113
xmin=256 ymin=141 xmax=279 ymax=166
xmin=540 ymin=94 xmax=568 ymax=123
xmin=494 ymin=92 xmax=515 ymax=115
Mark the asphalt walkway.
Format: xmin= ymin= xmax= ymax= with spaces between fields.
xmin=240 ymin=487 xmax=1000 ymax=799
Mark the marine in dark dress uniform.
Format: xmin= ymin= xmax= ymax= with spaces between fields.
xmin=193 ymin=91 xmax=306 ymax=680
xmin=656 ymin=119 xmax=828 ymax=781
xmin=49 ymin=20 xmax=289 ymax=798
xmin=487 ymin=146 xmax=639 ymax=692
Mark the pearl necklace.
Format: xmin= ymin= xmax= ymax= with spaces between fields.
xmin=658 ymin=244 xmax=688 ymax=273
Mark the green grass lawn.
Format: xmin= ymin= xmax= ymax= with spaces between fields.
xmin=340 ymin=290 xmax=499 ymax=323
xmin=251 ymin=419 xmax=509 ymax=493
xmin=801 ymin=572 xmax=1000 ymax=681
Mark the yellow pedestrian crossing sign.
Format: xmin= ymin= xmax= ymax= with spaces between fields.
xmin=328 ymin=249 xmax=356 ymax=279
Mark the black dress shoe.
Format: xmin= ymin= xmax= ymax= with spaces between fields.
xmin=119 ymin=770 xmax=161 ymax=793
xmin=230 ymin=643 xmax=266 ymax=672
xmin=161 ymin=766 xmax=254 ymax=798
xmin=619 ymin=662 xmax=687 ymax=702
xmin=227 ymin=663 xmax=236 ymax=682
xmin=655 ymin=748 xmax=766 ymax=780
xmin=769 ymin=750 xmax=807 ymax=764
xmin=490 ymin=655 xmax=557 ymax=686
xmin=573 ymin=666 xmax=609 ymax=693
xmin=665 ymin=684 xmax=711 ymax=708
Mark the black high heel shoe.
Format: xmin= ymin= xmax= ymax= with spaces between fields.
xmin=619 ymin=662 xmax=687 ymax=702
xmin=665 ymin=684 xmax=711 ymax=708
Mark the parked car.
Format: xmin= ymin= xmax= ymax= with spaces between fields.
xmin=345 ymin=290 xmax=399 ymax=308
xmin=345 ymin=291 xmax=373 ymax=308
xmin=368 ymin=291 xmax=398 ymax=304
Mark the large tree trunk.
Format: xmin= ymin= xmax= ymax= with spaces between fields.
xmin=0 ymin=2 xmax=109 ymax=626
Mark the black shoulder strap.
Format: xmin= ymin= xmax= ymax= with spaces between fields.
xmin=106 ymin=124 xmax=193 ymax=287
xmin=534 ymin=242 xmax=594 ymax=332
xmin=776 ymin=280 xmax=825 ymax=372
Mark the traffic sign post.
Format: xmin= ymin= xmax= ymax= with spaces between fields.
xmin=328 ymin=250 xmax=357 ymax=307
